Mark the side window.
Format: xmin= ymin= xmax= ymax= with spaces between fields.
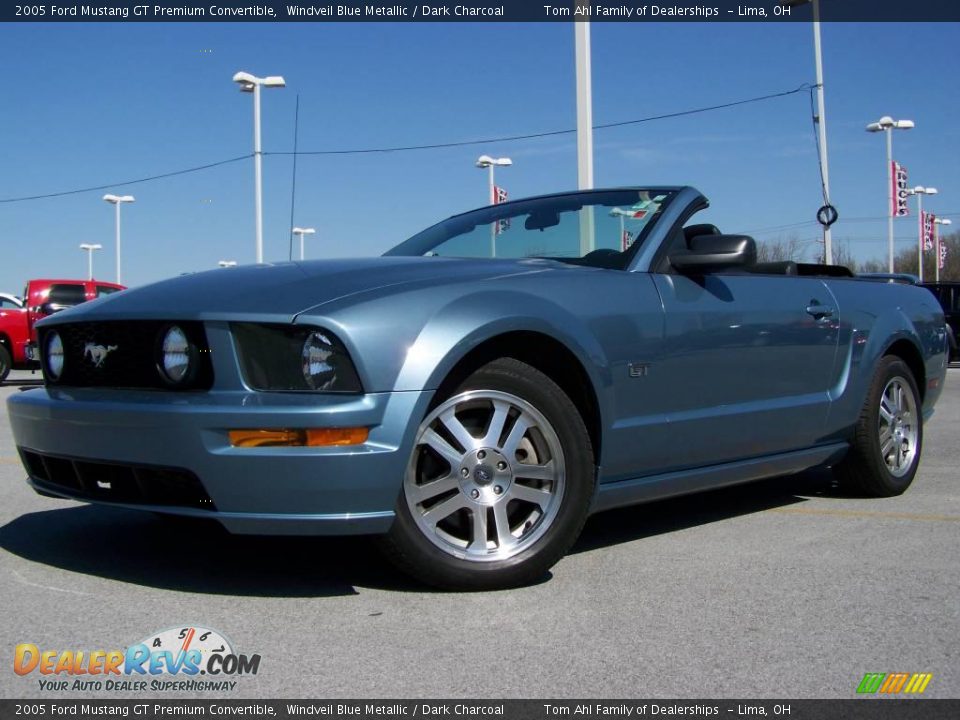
xmin=96 ymin=285 xmax=120 ymax=298
xmin=0 ymin=298 xmax=14 ymax=309
xmin=48 ymin=284 xmax=87 ymax=307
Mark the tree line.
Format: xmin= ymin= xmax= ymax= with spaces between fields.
xmin=756 ymin=231 xmax=960 ymax=281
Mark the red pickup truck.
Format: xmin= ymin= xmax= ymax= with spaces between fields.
xmin=0 ymin=278 xmax=124 ymax=383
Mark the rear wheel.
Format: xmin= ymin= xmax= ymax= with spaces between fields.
xmin=0 ymin=344 xmax=11 ymax=384
xmin=381 ymin=358 xmax=595 ymax=590
xmin=834 ymin=356 xmax=923 ymax=497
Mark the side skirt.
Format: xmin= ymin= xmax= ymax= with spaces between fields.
xmin=592 ymin=443 xmax=849 ymax=514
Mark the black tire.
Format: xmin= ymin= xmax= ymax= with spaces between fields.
xmin=947 ymin=325 xmax=959 ymax=364
xmin=0 ymin=343 xmax=11 ymax=384
xmin=380 ymin=357 xmax=595 ymax=590
xmin=834 ymin=356 xmax=923 ymax=497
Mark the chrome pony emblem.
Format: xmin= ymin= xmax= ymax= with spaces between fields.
xmin=83 ymin=343 xmax=118 ymax=368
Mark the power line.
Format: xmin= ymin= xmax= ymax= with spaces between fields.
xmin=744 ymin=212 xmax=960 ymax=235
xmin=0 ymin=83 xmax=828 ymax=204
xmin=264 ymin=84 xmax=815 ymax=157
xmin=0 ymin=154 xmax=253 ymax=204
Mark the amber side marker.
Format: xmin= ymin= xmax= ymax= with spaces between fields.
xmin=229 ymin=428 xmax=369 ymax=448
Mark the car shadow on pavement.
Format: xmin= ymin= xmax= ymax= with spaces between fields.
xmin=0 ymin=504 xmax=420 ymax=597
xmin=0 ymin=469 xmax=838 ymax=596
xmin=3 ymin=379 xmax=44 ymax=388
xmin=572 ymin=468 xmax=833 ymax=554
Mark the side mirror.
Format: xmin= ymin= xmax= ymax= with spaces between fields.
xmin=39 ymin=302 xmax=70 ymax=316
xmin=670 ymin=234 xmax=757 ymax=273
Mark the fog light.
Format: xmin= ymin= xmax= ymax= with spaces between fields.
xmin=229 ymin=427 xmax=369 ymax=448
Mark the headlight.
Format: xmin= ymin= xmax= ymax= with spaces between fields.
xmin=232 ymin=323 xmax=362 ymax=393
xmin=301 ymin=331 xmax=339 ymax=390
xmin=157 ymin=325 xmax=195 ymax=386
xmin=46 ymin=331 xmax=64 ymax=380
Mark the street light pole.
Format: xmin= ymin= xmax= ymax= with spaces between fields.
xmin=934 ymin=218 xmax=952 ymax=283
xmin=810 ymin=0 xmax=833 ymax=264
xmin=906 ymin=186 xmax=937 ymax=283
xmin=575 ymin=16 xmax=595 ymax=256
xmin=866 ymin=116 xmax=914 ymax=272
xmin=609 ymin=208 xmax=636 ymax=250
xmin=292 ymin=227 xmax=316 ymax=261
xmin=233 ymin=71 xmax=286 ymax=264
xmin=79 ymin=243 xmax=102 ymax=280
xmin=102 ymin=194 xmax=134 ymax=284
xmin=475 ymin=155 xmax=512 ymax=258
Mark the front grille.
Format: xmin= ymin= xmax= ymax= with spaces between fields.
xmin=39 ymin=321 xmax=213 ymax=390
xmin=19 ymin=449 xmax=216 ymax=510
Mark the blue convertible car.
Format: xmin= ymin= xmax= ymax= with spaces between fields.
xmin=7 ymin=187 xmax=949 ymax=589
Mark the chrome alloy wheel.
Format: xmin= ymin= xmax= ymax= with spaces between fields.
xmin=878 ymin=376 xmax=918 ymax=478
xmin=404 ymin=390 xmax=566 ymax=562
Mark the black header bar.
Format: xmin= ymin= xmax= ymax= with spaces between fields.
xmin=2 ymin=700 xmax=960 ymax=720
xmin=4 ymin=0 xmax=959 ymax=22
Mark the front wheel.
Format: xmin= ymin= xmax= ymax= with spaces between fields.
xmin=0 ymin=344 xmax=11 ymax=384
xmin=381 ymin=358 xmax=595 ymax=590
xmin=834 ymin=356 xmax=923 ymax=497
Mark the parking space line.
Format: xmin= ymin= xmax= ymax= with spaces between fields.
xmin=769 ymin=506 xmax=960 ymax=523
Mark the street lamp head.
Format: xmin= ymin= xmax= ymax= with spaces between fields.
xmin=233 ymin=71 xmax=285 ymax=91
xmin=103 ymin=194 xmax=135 ymax=204
xmin=79 ymin=243 xmax=102 ymax=251
xmin=233 ymin=71 xmax=257 ymax=91
xmin=476 ymin=155 xmax=512 ymax=168
xmin=907 ymin=186 xmax=938 ymax=196
xmin=934 ymin=218 xmax=952 ymax=226
xmin=867 ymin=116 xmax=914 ymax=132
xmin=218 ymin=260 xmax=238 ymax=268
xmin=292 ymin=227 xmax=316 ymax=235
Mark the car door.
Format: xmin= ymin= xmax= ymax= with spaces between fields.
xmin=644 ymin=271 xmax=841 ymax=469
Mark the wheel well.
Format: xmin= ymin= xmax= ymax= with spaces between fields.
xmin=434 ymin=331 xmax=603 ymax=461
xmin=0 ymin=333 xmax=11 ymax=353
xmin=884 ymin=339 xmax=926 ymax=400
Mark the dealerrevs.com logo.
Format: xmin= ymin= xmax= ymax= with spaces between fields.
xmin=856 ymin=672 xmax=933 ymax=695
xmin=14 ymin=626 xmax=261 ymax=692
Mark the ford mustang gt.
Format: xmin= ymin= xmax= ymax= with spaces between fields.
xmin=7 ymin=186 xmax=949 ymax=589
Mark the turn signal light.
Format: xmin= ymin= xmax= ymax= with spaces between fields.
xmin=229 ymin=427 xmax=369 ymax=448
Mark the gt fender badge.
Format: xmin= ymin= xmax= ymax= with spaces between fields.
xmin=84 ymin=343 xmax=118 ymax=367
xmin=628 ymin=362 xmax=650 ymax=378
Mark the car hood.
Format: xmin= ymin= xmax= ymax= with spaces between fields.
xmin=40 ymin=256 xmax=567 ymax=324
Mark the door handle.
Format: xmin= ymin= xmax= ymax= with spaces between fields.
xmin=805 ymin=304 xmax=835 ymax=319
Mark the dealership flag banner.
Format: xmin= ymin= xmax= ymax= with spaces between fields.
xmin=494 ymin=185 xmax=510 ymax=235
xmin=892 ymin=161 xmax=909 ymax=217
xmin=941 ymin=235 xmax=948 ymax=269
xmin=923 ymin=212 xmax=936 ymax=251
xmin=622 ymin=229 xmax=634 ymax=251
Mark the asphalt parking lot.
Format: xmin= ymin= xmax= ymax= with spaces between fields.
xmin=0 ymin=368 xmax=957 ymax=700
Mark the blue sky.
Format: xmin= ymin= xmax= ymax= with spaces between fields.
xmin=0 ymin=21 xmax=957 ymax=292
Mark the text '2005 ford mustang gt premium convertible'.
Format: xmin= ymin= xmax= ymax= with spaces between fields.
xmin=7 ymin=187 xmax=949 ymax=589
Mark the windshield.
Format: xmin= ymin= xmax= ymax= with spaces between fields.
xmin=386 ymin=188 xmax=678 ymax=269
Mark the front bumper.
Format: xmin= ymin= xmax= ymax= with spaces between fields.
xmin=7 ymin=386 xmax=430 ymax=535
